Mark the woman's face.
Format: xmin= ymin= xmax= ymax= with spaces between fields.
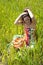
xmin=23 ymin=16 xmax=31 ymax=26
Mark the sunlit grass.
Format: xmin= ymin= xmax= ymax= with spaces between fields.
xmin=0 ymin=0 xmax=43 ymax=65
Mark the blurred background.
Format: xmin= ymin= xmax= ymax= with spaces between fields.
xmin=0 ymin=0 xmax=43 ymax=65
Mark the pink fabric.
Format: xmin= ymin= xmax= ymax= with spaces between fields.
xmin=24 ymin=28 xmax=30 ymax=45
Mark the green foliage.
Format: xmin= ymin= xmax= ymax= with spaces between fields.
xmin=0 ymin=0 xmax=43 ymax=65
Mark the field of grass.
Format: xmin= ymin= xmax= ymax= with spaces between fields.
xmin=0 ymin=0 xmax=43 ymax=65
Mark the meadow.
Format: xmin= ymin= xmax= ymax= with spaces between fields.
xmin=0 ymin=0 xmax=43 ymax=65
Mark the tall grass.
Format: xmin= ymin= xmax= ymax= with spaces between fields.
xmin=0 ymin=0 xmax=43 ymax=65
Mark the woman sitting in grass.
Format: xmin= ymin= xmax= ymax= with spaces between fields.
xmin=12 ymin=9 xmax=36 ymax=49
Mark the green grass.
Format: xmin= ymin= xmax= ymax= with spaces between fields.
xmin=0 ymin=0 xmax=43 ymax=65
xmin=0 ymin=0 xmax=43 ymax=45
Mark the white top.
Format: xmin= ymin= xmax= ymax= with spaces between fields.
xmin=26 ymin=9 xmax=34 ymax=18
xmin=14 ymin=12 xmax=27 ymax=24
